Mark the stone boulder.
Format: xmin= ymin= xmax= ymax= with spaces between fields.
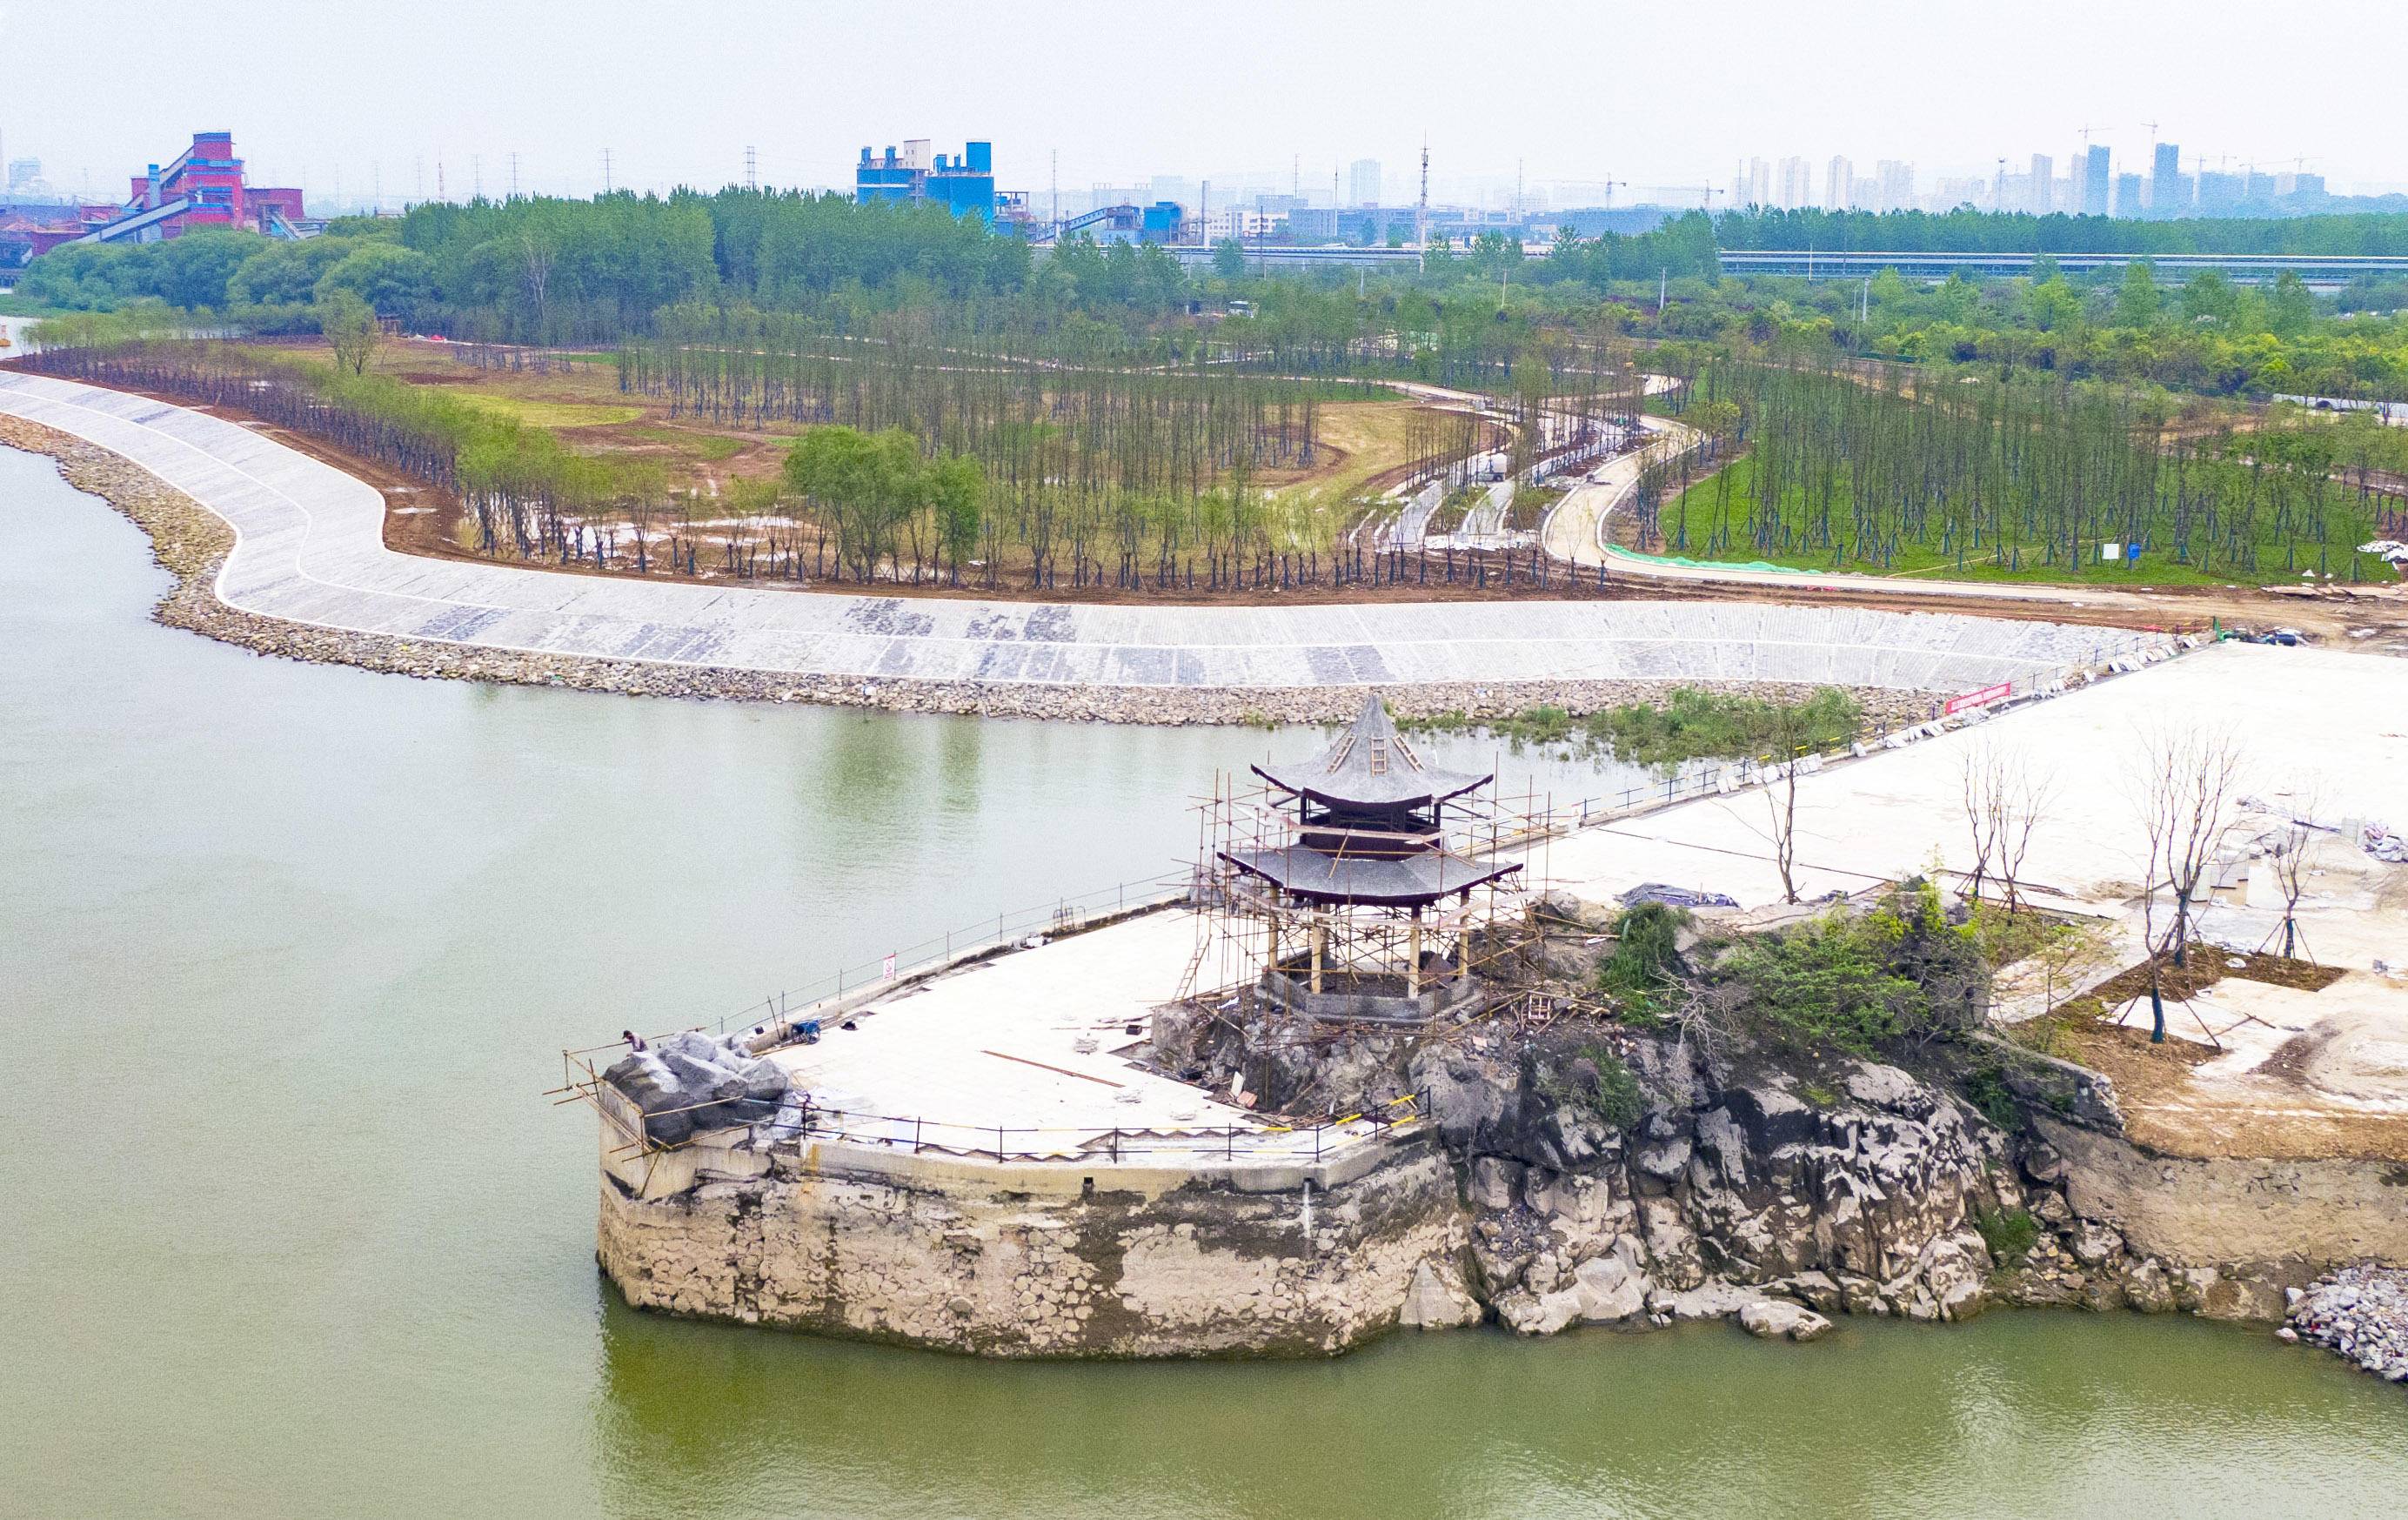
xmin=1740 ymin=1299 xmax=1834 ymax=1342
xmin=605 ymin=1031 xmax=790 ymax=1145
xmin=1397 ymin=1257 xmax=1483 ymax=1330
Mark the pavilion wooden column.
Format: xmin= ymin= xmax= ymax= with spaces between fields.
xmin=1309 ymin=919 xmax=1326 ymax=994
xmin=1408 ymin=907 xmax=1423 ymax=998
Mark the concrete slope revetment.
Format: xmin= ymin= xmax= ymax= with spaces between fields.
xmin=0 ymin=371 xmax=2141 ymax=696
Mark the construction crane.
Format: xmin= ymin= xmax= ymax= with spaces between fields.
xmin=1415 ymin=139 xmax=1429 ymax=259
xmin=1641 ymin=185 xmax=1720 ymax=210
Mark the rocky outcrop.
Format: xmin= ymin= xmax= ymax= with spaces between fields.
xmin=1390 ymin=1021 xmax=2402 ymax=1345
xmin=1411 ymin=1030 xmax=2022 ymax=1336
xmin=590 ymin=1006 xmax=2397 ymax=1355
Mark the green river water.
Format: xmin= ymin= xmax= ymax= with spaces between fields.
xmin=3 ymin=445 xmax=2403 ymax=1519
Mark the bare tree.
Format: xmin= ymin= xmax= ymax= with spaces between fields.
xmin=2127 ymin=726 xmax=2246 ymax=1042
xmin=1991 ymin=751 xmax=2056 ymax=917
xmin=2265 ymin=787 xmax=2324 ymax=962
xmin=1762 ymin=706 xmax=1808 ymax=904
xmin=1960 ymin=746 xmax=2002 ymax=908
xmin=518 ymin=229 xmax=554 ymax=328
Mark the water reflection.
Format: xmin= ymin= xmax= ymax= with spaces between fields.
xmin=592 ymin=1302 xmax=2408 ymax=1520
xmin=6 ymin=444 xmax=2404 ymax=1520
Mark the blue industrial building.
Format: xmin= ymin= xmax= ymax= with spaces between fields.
xmin=856 ymin=139 xmax=1003 ymax=223
xmin=1046 ymin=200 xmax=1187 ymax=244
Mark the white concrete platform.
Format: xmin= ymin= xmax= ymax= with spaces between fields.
xmin=0 ymin=370 xmax=2145 ymax=693
xmin=1542 ymin=643 xmax=2404 ymax=913
xmin=761 ymin=909 xmax=1396 ymax=1163
xmin=752 ymin=644 xmax=2406 ymax=1146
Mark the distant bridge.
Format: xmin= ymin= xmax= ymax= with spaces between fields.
xmin=1716 ymin=249 xmax=2408 ymax=288
xmin=1119 ymin=243 xmax=2408 ymax=288
xmin=1157 ymin=244 xmax=1427 ymax=271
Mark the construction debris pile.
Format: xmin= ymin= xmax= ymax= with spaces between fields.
xmin=2282 ymin=1265 xmax=2408 ymax=1386
xmin=2362 ymin=822 xmax=2408 ymax=866
xmin=605 ymin=1031 xmax=792 ymax=1145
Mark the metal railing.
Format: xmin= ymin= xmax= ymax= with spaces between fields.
xmin=558 ymin=1048 xmax=1434 ymax=1168
xmin=781 ymin=1088 xmax=1429 ymax=1167
xmin=644 ymin=628 xmax=2196 ymax=1051
xmin=700 ymin=867 xmax=1196 ymax=1041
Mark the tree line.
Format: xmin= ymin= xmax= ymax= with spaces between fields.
xmin=1712 ymin=206 xmax=2408 ymax=257
xmin=1639 ymin=358 xmax=2396 ymax=582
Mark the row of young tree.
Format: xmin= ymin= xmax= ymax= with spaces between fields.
xmin=617 ymin=303 xmax=1327 ymax=471
xmin=25 ymin=327 xmax=1583 ymax=595
xmin=1635 ymin=359 xmax=2398 ymax=580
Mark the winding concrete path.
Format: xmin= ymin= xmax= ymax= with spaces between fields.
xmin=1541 ymin=412 xmax=1700 ymax=567
xmin=0 ymin=371 xmax=2141 ymax=694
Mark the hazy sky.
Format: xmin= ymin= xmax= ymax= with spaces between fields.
xmin=8 ymin=0 xmax=2405 ymax=204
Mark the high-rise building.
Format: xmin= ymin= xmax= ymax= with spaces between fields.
xmin=2150 ymin=142 xmax=2186 ymax=214
xmin=1743 ymin=157 xmax=1771 ymax=208
xmin=1824 ymin=155 xmax=1853 ymax=210
xmin=2081 ymin=144 xmax=2110 ymax=216
xmin=2114 ymin=172 xmax=2145 ymax=218
xmin=1875 ymin=160 xmax=1915 ymax=211
xmin=1932 ymin=176 xmax=1986 ymax=211
xmin=1776 ymin=155 xmax=1813 ymax=209
xmin=2196 ymin=171 xmax=2244 ymax=214
xmin=1347 ymin=158 xmax=1381 ymax=208
xmin=2028 ymin=154 xmax=2055 ymax=212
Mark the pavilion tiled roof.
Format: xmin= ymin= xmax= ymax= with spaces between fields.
xmin=1253 ymin=693 xmax=1489 ymax=809
xmin=1220 ymin=843 xmax=1521 ymax=907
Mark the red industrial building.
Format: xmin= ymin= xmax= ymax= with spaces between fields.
xmin=15 ymin=132 xmax=310 ymax=258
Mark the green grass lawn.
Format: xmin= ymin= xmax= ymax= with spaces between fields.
xmin=451 ymin=391 xmax=644 ymax=429
xmin=1660 ymin=454 xmax=2391 ymax=586
xmin=623 ymin=425 xmax=748 ymax=461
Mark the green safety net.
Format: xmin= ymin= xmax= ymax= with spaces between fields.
xmin=1603 ymin=545 xmax=1819 ymax=575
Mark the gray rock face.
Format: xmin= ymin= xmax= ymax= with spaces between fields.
xmin=1741 ymin=1299 xmax=1834 ymax=1342
xmin=605 ymin=1031 xmax=790 ymax=1145
xmin=1398 ymin=1258 xmax=1484 ymax=1329
xmin=1421 ymin=1031 xmax=2020 ymax=1337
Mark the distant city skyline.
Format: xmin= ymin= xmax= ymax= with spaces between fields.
xmin=1720 ymin=137 xmax=2343 ymax=218
xmin=7 ymin=1 xmax=2405 ymax=216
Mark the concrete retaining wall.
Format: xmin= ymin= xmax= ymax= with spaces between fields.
xmin=596 ymin=1123 xmax=1471 ymax=1357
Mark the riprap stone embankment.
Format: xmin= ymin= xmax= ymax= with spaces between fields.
xmin=0 ymin=413 xmax=1942 ymax=727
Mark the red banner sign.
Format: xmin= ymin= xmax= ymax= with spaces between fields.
xmin=1945 ymin=682 xmax=2012 ymax=714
